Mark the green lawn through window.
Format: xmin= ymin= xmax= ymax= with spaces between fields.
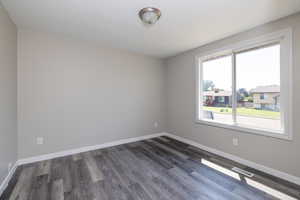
xmin=203 ymin=106 xmax=280 ymax=119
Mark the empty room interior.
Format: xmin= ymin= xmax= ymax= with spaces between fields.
xmin=1 ymin=0 xmax=300 ymax=199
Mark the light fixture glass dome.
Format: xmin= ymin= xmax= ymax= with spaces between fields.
xmin=139 ymin=7 xmax=161 ymax=24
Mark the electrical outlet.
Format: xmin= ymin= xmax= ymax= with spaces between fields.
xmin=233 ymin=138 xmax=239 ymax=146
xmin=37 ymin=137 xmax=44 ymax=145
xmin=154 ymin=122 xmax=158 ymax=128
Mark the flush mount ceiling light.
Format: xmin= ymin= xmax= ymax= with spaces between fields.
xmin=139 ymin=7 xmax=161 ymax=25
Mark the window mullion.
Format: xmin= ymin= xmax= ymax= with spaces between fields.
xmin=199 ymin=61 xmax=204 ymax=120
xmin=232 ymin=53 xmax=237 ymax=124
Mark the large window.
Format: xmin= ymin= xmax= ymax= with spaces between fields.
xmin=196 ymin=29 xmax=292 ymax=139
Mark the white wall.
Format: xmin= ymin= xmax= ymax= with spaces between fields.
xmin=165 ymin=13 xmax=300 ymax=177
xmin=18 ymin=30 xmax=166 ymax=158
xmin=0 ymin=4 xmax=17 ymax=183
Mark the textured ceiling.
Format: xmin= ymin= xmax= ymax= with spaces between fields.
xmin=2 ymin=0 xmax=300 ymax=58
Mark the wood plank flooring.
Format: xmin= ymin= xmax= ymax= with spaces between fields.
xmin=1 ymin=136 xmax=300 ymax=200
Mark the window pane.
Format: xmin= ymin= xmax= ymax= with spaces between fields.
xmin=236 ymin=44 xmax=281 ymax=132
xmin=201 ymin=55 xmax=233 ymax=124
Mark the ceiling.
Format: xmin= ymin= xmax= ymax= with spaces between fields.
xmin=2 ymin=0 xmax=300 ymax=58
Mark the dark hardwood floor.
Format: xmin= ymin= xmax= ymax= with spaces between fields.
xmin=1 ymin=136 xmax=300 ymax=200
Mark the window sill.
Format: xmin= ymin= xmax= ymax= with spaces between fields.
xmin=195 ymin=119 xmax=292 ymax=141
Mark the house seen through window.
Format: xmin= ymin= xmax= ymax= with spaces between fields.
xmin=198 ymin=44 xmax=283 ymax=134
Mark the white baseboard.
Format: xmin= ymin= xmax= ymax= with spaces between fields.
xmin=0 ymin=162 xmax=18 ymax=197
xmin=2 ymin=133 xmax=164 ymax=196
xmin=164 ymin=133 xmax=300 ymax=186
xmin=1 ymin=131 xmax=299 ymax=197
xmin=17 ymin=132 xmax=165 ymax=166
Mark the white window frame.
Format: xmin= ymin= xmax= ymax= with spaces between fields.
xmin=195 ymin=28 xmax=293 ymax=140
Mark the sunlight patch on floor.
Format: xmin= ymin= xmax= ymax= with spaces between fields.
xmin=245 ymin=178 xmax=297 ymax=200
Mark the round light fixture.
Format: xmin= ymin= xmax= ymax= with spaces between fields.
xmin=139 ymin=7 xmax=161 ymax=25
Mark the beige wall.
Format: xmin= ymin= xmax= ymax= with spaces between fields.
xmin=253 ymin=93 xmax=278 ymax=105
xmin=165 ymin=13 xmax=300 ymax=177
xmin=18 ymin=30 xmax=166 ymax=158
xmin=0 ymin=5 xmax=17 ymax=183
